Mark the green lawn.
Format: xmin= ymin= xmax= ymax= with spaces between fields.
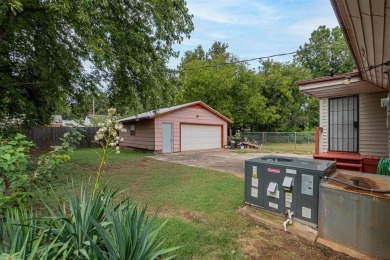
xmin=264 ymin=143 xmax=314 ymax=153
xmin=235 ymin=143 xmax=314 ymax=155
xmin=48 ymin=148 xmax=350 ymax=259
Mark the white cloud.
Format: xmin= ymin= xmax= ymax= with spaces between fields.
xmin=169 ymin=0 xmax=340 ymax=69
xmin=286 ymin=18 xmax=339 ymax=39
xmin=188 ymin=0 xmax=280 ymax=26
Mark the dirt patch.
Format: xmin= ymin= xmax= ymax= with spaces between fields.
xmin=180 ymin=211 xmax=207 ymax=224
xmin=106 ymin=158 xmax=151 ymax=170
xmin=155 ymin=208 xmax=208 ymax=224
xmin=237 ymin=223 xmax=356 ymax=259
xmin=182 ymin=211 xmax=195 ymax=222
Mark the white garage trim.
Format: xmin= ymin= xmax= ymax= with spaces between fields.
xmin=180 ymin=124 xmax=222 ymax=151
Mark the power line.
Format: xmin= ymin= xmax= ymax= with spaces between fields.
xmin=358 ymin=60 xmax=390 ymax=76
xmin=179 ymin=51 xmax=297 ymax=71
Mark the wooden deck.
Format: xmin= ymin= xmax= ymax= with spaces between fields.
xmin=313 ymin=152 xmax=381 ymax=174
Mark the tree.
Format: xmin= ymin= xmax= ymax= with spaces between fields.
xmin=293 ymin=26 xmax=355 ymax=129
xmin=257 ymin=60 xmax=311 ymax=131
xmin=176 ymin=42 xmax=280 ymax=131
xmin=54 ymin=89 xmax=110 ymax=120
xmin=294 ymin=26 xmax=355 ymax=78
xmin=0 ymin=0 xmax=193 ymax=127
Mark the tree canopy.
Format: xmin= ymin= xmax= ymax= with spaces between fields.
xmin=0 ymin=0 xmax=193 ymax=127
xmin=257 ymin=60 xmax=312 ymax=131
xmin=176 ymin=42 xmax=313 ymax=132
xmin=294 ymin=25 xmax=355 ymax=78
xmin=176 ymin=26 xmax=355 ymax=132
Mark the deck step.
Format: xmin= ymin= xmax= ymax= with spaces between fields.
xmin=314 ymin=155 xmax=361 ymax=161
xmin=314 ymin=154 xmax=363 ymax=172
xmin=336 ymin=162 xmax=362 ymax=168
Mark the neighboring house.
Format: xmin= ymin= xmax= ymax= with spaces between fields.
xmin=51 ymin=115 xmax=63 ymax=127
xmin=119 ymin=101 xmax=232 ymax=153
xmin=84 ymin=114 xmax=107 ymax=126
xmin=297 ymin=0 xmax=389 ymax=174
xmin=0 ymin=118 xmax=23 ymax=128
xmin=84 ymin=116 xmax=93 ymax=126
xmin=62 ymin=120 xmax=80 ymax=127
xmin=51 ymin=115 xmax=80 ymax=127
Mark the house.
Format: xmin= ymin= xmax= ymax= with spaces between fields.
xmin=119 ymin=101 xmax=232 ymax=153
xmin=84 ymin=114 xmax=107 ymax=126
xmin=297 ymin=0 xmax=390 ymax=174
xmin=51 ymin=115 xmax=63 ymax=127
xmin=51 ymin=115 xmax=80 ymax=127
xmin=84 ymin=116 xmax=93 ymax=126
xmin=296 ymin=3 xmax=390 ymax=259
xmin=62 ymin=119 xmax=80 ymax=127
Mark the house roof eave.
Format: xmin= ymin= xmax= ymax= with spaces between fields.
xmin=298 ymin=74 xmax=386 ymax=99
xmin=296 ymin=72 xmax=360 ymax=86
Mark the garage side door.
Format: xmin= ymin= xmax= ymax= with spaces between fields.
xmin=181 ymin=124 xmax=221 ymax=151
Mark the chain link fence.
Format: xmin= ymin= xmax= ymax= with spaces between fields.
xmin=238 ymin=132 xmax=315 ymax=153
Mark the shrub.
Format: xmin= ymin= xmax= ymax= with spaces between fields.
xmin=0 ymin=128 xmax=83 ymax=211
xmin=0 ymin=134 xmax=34 ymax=210
xmin=0 ymin=108 xmax=177 ymax=259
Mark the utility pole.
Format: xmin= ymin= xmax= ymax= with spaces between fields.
xmin=93 ymin=99 xmax=95 ymax=117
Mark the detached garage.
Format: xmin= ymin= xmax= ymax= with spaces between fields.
xmin=119 ymin=101 xmax=232 ymax=153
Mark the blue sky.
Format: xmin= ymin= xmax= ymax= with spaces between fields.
xmin=168 ymin=0 xmax=339 ymax=69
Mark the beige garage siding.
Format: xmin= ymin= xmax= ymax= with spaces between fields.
xmin=120 ymin=119 xmax=155 ymax=150
xmin=359 ymin=92 xmax=388 ymax=157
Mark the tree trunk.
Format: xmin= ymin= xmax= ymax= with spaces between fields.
xmin=0 ymin=8 xmax=15 ymax=43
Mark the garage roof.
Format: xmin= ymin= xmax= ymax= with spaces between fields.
xmin=120 ymin=101 xmax=233 ymax=124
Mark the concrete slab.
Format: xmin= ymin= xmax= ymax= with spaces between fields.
xmin=151 ymin=149 xmax=311 ymax=177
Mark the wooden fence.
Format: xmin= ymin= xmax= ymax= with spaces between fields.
xmin=26 ymin=127 xmax=100 ymax=150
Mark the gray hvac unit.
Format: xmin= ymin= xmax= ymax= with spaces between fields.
xmin=244 ymin=156 xmax=336 ymax=225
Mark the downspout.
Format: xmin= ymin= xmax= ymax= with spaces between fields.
xmin=387 ymin=69 xmax=390 ymax=158
xmin=315 ymin=127 xmax=322 ymax=155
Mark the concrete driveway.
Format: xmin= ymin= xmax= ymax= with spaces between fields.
xmin=151 ymin=149 xmax=311 ymax=177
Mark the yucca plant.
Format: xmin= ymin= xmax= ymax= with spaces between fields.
xmin=0 ymin=206 xmax=71 ymax=259
xmin=89 ymin=202 xmax=179 ymax=259
xmin=41 ymin=184 xmax=118 ymax=259
xmin=0 ymin=206 xmax=38 ymax=258
xmin=41 ymin=184 xmax=179 ymax=259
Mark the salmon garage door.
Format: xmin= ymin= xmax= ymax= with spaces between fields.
xmin=181 ymin=124 xmax=221 ymax=151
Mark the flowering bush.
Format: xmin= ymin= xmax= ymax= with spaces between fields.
xmin=93 ymin=108 xmax=126 ymax=195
